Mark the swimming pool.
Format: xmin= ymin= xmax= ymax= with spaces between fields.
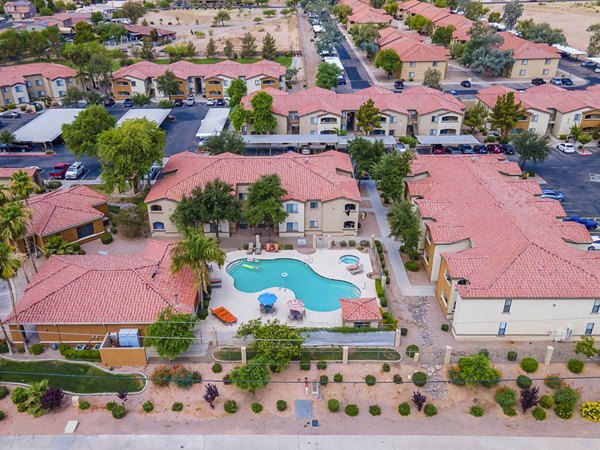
xmin=339 ymin=255 xmax=359 ymax=265
xmin=226 ymin=258 xmax=361 ymax=312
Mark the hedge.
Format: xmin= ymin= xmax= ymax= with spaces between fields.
xmin=59 ymin=344 xmax=100 ymax=362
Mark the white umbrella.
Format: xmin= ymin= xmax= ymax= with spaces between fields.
xmin=287 ymin=299 xmax=305 ymax=311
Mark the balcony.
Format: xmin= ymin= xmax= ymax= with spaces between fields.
xmin=320 ymin=117 xmax=338 ymax=124
xmin=441 ymin=116 xmax=459 ymax=123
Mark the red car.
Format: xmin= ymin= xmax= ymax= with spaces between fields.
xmin=49 ymin=163 xmax=71 ymax=179
xmin=486 ymin=143 xmax=504 ymax=154
xmin=431 ymin=144 xmax=445 ymax=154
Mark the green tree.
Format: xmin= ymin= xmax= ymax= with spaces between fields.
xmin=223 ymin=39 xmax=235 ymax=59
xmin=513 ymin=130 xmax=551 ymax=169
xmin=0 ymin=242 xmax=26 ymax=354
xmin=121 ymin=0 xmax=146 ymax=24
xmin=229 ymin=358 xmax=271 ymax=395
xmin=431 ymin=25 xmax=455 ymax=47
xmin=502 ymin=0 xmax=523 ymax=30
xmin=240 ymin=32 xmax=257 ymax=58
xmin=60 ymin=87 xmax=85 ymax=107
xmin=140 ymin=37 xmax=154 ymax=60
xmin=62 ymin=105 xmax=116 ymax=158
xmin=388 ymin=200 xmax=420 ymax=257
xmin=448 ymin=354 xmax=501 ymax=387
xmin=262 ymin=33 xmax=277 ymax=60
xmin=489 ymin=91 xmax=525 ymax=139
xmin=27 ymin=31 xmax=48 ymax=60
xmin=90 ymin=11 xmax=104 ymax=25
xmin=74 ymin=22 xmax=96 ymax=44
xmin=95 ymin=24 xmax=128 ymax=43
xmin=588 ymin=24 xmax=600 ymax=57
xmin=226 ymin=78 xmax=247 ymax=107
xmin=97 ymin=118 xmax=165 ymax=193
xmin=145 ymin=308 xmax=196 ymax=361
xmin=315 ymin=62 xmax=341 ymax=90
xmin=374 ymin=49 xmax=401 ymax=78
xmin=371 ymin=152 xmax=413 ymax=203
xmin=0 ymin=200 xmax=35 ymax=277
xmin=574 ymin=336 xmax=600 ymax=359
xmin=463 ymin=1 xmax=489 ymax=21
xmin=408 ymin=15 xmax=433 ymax=34
xmin=205 ymin=37 xmax=217 ymax=58
xmin=201 ymin=131 xmax=246 ymax=156
xmin=463 ymin=102 xmax=489 ymax=133
xmin=422 ymin=68 xmax=442 ymax=91
xmin=315 ymin=21 xmax=345 ymax=55
xmin=131 ymin=93 xmax=151 ymax=107
xmin=383 ymin=1 xmax=398 ymax=16
xmin=488 ymin=12 xmax=501 ymax=24
xmin=355 ymin=99 xmax=380 ymax=135
xmin=229 ymin=104 xmax=250 ymax=132
xmin=87 ymin=52 xmax=113 ymax=93
xmin=459 ymin=23 xmax=514 ymax=76
xmin=170 ymin=179 xmax=242 ymax=240
xmin=41 ymin=26 xmax=64 ymax=59
xmin=39 ymin=6 xmax=53 ymax=15
xmin=156 ymin=70 xmax=182 ymax=101
xmin=213 ymin=10 xmax=231 ymax=26
xmin=250 ymin=91 xmax=276 ymax=134
xmin=245 ymin=174 xmax=288 ymax=241
xmin=10 ymin=170 xmax=36 ymax=200
xmin=0 ymin=130 xmax=15 ymax=145
xmin=347 ymin=137 xmax=385 ymax=179
xmin=236 ymin=319 xmax=304 ymax=372
xmin=332 ymin=3 xmax=353 ymax=23
xmin=349 ymin=24 xmax=380 ymax=47
xmin=516 ymin=19 xmax=567 ymax=46
xmin=42 ymin=236 xmax=77 ymax=257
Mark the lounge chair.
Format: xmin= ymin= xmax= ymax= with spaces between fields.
xmin=349 ymin=264 xmax=364 ymax=274
xmin=210 ymin=278 xmax=222 ymax=288
xmin=211 ymin=306 xmax=237 ymax=325
xmin=256 ymin=243 xmax=262 ymax=254
xmin=265 ymin=243 xmax=272 ymax=252
xmin=346 ymin=263 xmax=359 ymax=272
xmin=274 ymin=243 xmax=279 ymax=252
xmin=247 ymin=242 xmax=254 ymax=254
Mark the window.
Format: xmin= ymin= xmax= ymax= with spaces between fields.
xmin=531 ymin=115 xmax=538 ymax=122
xmin=56 ymin=80 xmax=63 ymax=86
xmin=35 ymin=80 xmax=43 ymax=86
xmin=521 ymin=59 xmax=528 ymax=65
xmin=390 ymin=116 xmax=397 ymax=123
xmin=289 ymin=111 xmax=298 ymax=120
xmin=66 ymin=77 xmax=73 ymax=84
xmin=208 ymin=80 xmax=221 ymax=85
xmin=498 ymin=322 xmax=507 ymax=336
xmin=429 ymin=129 xmax=436 ymax=136
xmin=37 ymin=90 xmax=44 ymax=97
xmin=542 ymin=69 xmax=549 ymax=75
xmin=238 ymin=193 xmax=247 ymax=200
xmin=116 ymin=81 xmax=129 ymax=86
xmin=223 ymin=80 xmax=229 ymax=86
xmin=441 ymin=116 xmax=458 ymax=122
xmin=1 ymin=87 xmax=7 ymax=93
xmin=15 ymin=86 xmax=23 ymax=92
xmin=343 ymin=221 xmax=355 ymax=229
xmin=503 ymin=299 xmax=512 ymax=313
xmin=286 ymin=203 xmax=298 ymax=213
xmin=310 ymin=117 xmax=317 ymax=124
xmin=444 ymin=270 xmax=451 ymax=284
xmin=528 ymin=127 xmax=536 ymax=133
xmin=585 ymin=322 xmax=595 ymax=336
xmin=440 ymin=290 xmax=448 ymax=307
xmin=255 ymin=80 xmax=260 ymax=86
xmin=518 ymin=115 xmax=528 ymax=121
xmin=545 ymin=58 xmax=551 ymax=64
xmin=76 ymin=223 xmax=94 ymax=240
xmin=310 ymin=130 xmax=316 ymax=135
xmin=423 ymin=251 xmax=429 ymax=266
xmin=574 ymin=113 xmax=582 ymax=121
xmin=519 ymin=70 xmax=526 ymax=76
xmin=286 ymin=222 xmax=298 ymax=232
xmin=309 ymin=220 xmax=318 ymax=228
xmin=353 ymin=321 xmax=370 ymax=328
xmin=344 ymin=203 xmax=356 ymax=211
xmin=309 ymin=201 xmax=318 ymax=209
xmin=152 ymin=222 xmax=165 ymax=231
xmin=17 ymin=97 xmax=25 ymax=103
xmin=409 ymin=72 xmax=415 ymax=78
xmin=58 ymin=91 xmax=65 ymax=97
xmin=409 ymin=62 xmax=415 ymax=67
xmin=150 ymin=205 xmax=163 ymax=212
xmin=25 ymin=81 xmax=31 ymax=87
xmin=431 ymin=116 xmax=438 ymax=123
xmin=130 ymin=81 xmax=136 ymax=87
xmin=432 ymin=61 xmax=438 ymax=67
xmin=593 ymin=299 xmax=600 ymax=314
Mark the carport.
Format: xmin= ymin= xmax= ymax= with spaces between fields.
xmin=552 ymin=44 xmax=586 ymax=60
xmin=13 ymin=109 xmax=84 ymax=149
xmin=116 ymin=108 xmax=172 ymax=127
xmin=242 ymin=134 xmax=396 ymax=154
xmin=416 ymin=135 xmax=480 ymax=147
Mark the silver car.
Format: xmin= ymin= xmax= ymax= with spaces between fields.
xmin=65 ymin=162 xmax=85 ymax=180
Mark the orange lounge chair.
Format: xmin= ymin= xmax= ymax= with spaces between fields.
xmin=265 ymin=243 xmax=272 ymax=252
xmin=211 ymin=306 xmax=237 ymax=325
xmin=274 ymin=243 xmax=279 ymax=252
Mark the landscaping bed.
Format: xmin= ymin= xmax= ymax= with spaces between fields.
xmin=213 ymin=346 xmax=401 ymax=362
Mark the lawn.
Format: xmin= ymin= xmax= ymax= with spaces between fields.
xmin=214 ymin=347 xmax=401 ymax=362
xmin=0 ymin=358 xmax=145 ymax=394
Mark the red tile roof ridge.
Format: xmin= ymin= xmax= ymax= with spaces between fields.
xmin=339 ymin=297 xmax=382 ymax=321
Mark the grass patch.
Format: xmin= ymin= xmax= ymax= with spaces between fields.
xmin=214 ymin=347 xmax=401 ymax=362
xmin=0 ymin=359 xmax=144 ymax=394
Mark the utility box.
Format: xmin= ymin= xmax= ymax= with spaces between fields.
xmin=118 ymin=328 xmax=141 ymax=348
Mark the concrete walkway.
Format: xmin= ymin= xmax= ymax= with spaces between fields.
xmin=1 ymin=434 xmax=598 ymax=450
xmin=364 ymin=180 xmax=434 ymax=297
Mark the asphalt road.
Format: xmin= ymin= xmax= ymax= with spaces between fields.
xmin=336 ymin=41 xmax=372 ymax=92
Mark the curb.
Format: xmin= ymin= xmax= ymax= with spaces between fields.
xmin=0 ymin=152 xmax=54 ymax=157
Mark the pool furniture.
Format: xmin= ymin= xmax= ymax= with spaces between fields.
xmin=265 ymin=243 xmax=272 ymax=252
xmin=247 ymin=242 xmax=254 ymax=254
xmin=210 ymin=278 xmax=222 ymax=288
xmin=287 ymin=309 xmax=304 ymax=323
xmin=256 ymin=243 xmax=262 ymax=254
xmin=346 ymin=263 xmax=359 ymax=272
xmin=211 ymin=306 xmax=237 ymax=324
xmin=348 ymin=264 xmax=363 ymax=275
xmin=261 ymin=304 xmax=277 ymax=315
xmin=274 ymin=243 xmax=279 ymax=252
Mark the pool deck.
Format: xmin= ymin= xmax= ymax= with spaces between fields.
xmin=206 ymin=249 xmax=376 ymax=330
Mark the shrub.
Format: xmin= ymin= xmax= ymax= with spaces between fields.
xmin=404 ymin=261 xmax=420 ymax=272
xmin=478 ymin=349 xmax=489 ymax=358
xmin=11 ymin=387 xmax=28 ymax=405
xmin=424 ymin=404 xmax=437 ymax=417
xmin=412 ymin=372 xmax=427 ymax=387
xmin=540 ymin=395 xmax=554 ymax=409
xmin=495 ymin=387 xmax=517 ymax=409
xmin=157 ymin=100 xmax=174 ymax=109
xmin=516 ymin=375 xmax=532 ymax=389
xmin=559 ymin=134 xmax=567 ymax=140
xmin=345 ymin=404 xmax=359 ymax=416
xmin=40 ymin=386 xmax=64 ymax=411
xmin=349 ymin=240 xmax=356 ymax=247
xmin=106 ymin=401 xmax=117 ymax=411
xmin=340 ymin=240 xmax=347 ymax=247
xmin=532 ymin=406 xmax=546 ymax=421
xmin=224 ymin=399 xmax=237 ymax=414
xmin=17 ymin=403 xmax=28 ymax=413
xmin=554 ymin=403 xmax=574 ymax=420
xmin=470 ymin=406 xmax=484 ymax=417
xmin=47 ymin=180 xmax=62 ymax=189
xmin=441 ymin=324 xmax=449 ymax=332
xmin=375 ymin=278 xmax=384 ymax=298
xmin=503 ymin=406 xmax=517 ymax=416
xmin=112 ymin=404 xmax=126 ymax=419
xmin=59 ymin=345 xmax=100 ymax=361
xmin=151 ymin=365 xmax=172 ymax=387
xmin=0 ymin=340 xmax=8 ymax=353
xmin=142 ymin=400 xmax=154 ymax=413
xmin=544 ymin=374 xmax=563 ymax=390
xmin=398 ymin=402 xmax=410 ymax=416
xmin=333 ymin=373 xmax=343 ymax=383
xmin=369 ymin=405 xmax=381 ymax=416
xmin=0 ymin=411 xmax=5 ymax=421
xmin=393 ymin=374 xmax=403 ymax=384
xmin=520 ymin=357 xmax=539 ymax=373
xmin=319 ymin=375 xmax=328 ymax=386
xmin=172 ymin=365 xmax=195 ymax=389
xmin=0 ymin=386 xmax=8 ymax=400
xmin=328 ymin=399 xmax=340 ymax=412
xmin=79 ymin=400 xmax=90 ymax=410
xmin=382 ymin=363 xmax=390 ymax=372
xmin=400 ymin=328 xmax=408 ymax=336
xmin=507 ymin=351 xmax=517 ymax=361
xmin=211 ymin=363 xmax=223 ymax=373
xmin=31 ymin=343 xmax=44 ymax=355
xmin=360 ymin=240 xmax=370 ymax=247
xmin=406 ymin=345 xmax=419 ymax=358
xmin=365 ymin=375 xmax=376 ymax=386
xmin=580 ymin=401 xmax=600 ymax=422
xmin=251 ymin=402 xmax=263 ymax=414
xmin=567 ymin=359 xmax=584 ymax=374
xmin=223 ymin=374 xmax=232 ymax=385
xmin=316 ymin=360 xmax=327 ymax=370
xmin=283 ymin=243 xmax=293 ymax=250
xmin=101 ymin=233 xmax=113 ymax=245
xmin=299 ymin=358 xmax=310 ymax=370
xmin=172 ymin=402 xmax=183 ymax=412
xmin=553 ymin=385 xmax=580 ymax=408
xmin=276 ymin=400 xmax=287 ymax=412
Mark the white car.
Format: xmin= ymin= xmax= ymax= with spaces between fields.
xmin=588 ymin=236 xmax=600 ymax=251
xmin=186 ymin=97 xmax=195 ymax=106
xmin=206 ymin=98 xmax=215 ymax=106
xmin=395 ymin=142 xmax=407 ymax=152
xmin=557 ymin=142 xmax=576 ymax=153
xmin=65 ymin=162 xmax=85 ymax=180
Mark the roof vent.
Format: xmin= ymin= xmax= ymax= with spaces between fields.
xmin=151 ymin=261 xmax=160 ymax=279
xmin=304 ymin=158 xmax=309 ymax=164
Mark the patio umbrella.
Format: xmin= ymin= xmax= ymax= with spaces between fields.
xmin=287 ymin=299 xmax=305 ymax=311
xmin=257 ymin=292 xmax=278 ymax=306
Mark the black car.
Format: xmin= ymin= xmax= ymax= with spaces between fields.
xmin=561 ymin=77 xmax=574 ymax=86
xmin=581 ymin=61 xmax=597 ymax=68
xmin=123 ymin=98 xmax=133 ymax=107
xmin=0 ymin=143 xmax=32 ymax=152
xmin=216 ymin=98 xmax=226 ymax=106
xmin=460 ymin=80 xmax=471 ymax=88
xmin=103 ymin=97 xmax=115 ymax=107
xmin=475 ymin=144 xmax=488 ymax=154
xmin=337 ymin=76 xmax=347 ymax=86
xmin=531 ymin=78 xmax=546 ymax=86
xmin=393 ymin=80 xmax=404 ymax=91
xmin=502 ymin=144 xmax=515 ymax=155
xmin=445 ymin=146 xmax=461 ymax=154
xmin=174 ymin=99 xmax=184 ymax=107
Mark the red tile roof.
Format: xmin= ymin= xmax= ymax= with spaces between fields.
xmin=498 ymin=32 xmax=560 ymax=60
xmin=340 ymin=297 xmax=382 ymax=321
xmin=0 ymin=63 xmax=77 ymax=88
xmin=146 ymin=151 xmax=361 ymax=203
xmin=379 ymin=34 xmax=449 ymax=62
xmin=25 ymin=185 xmax=108 ymax=237
xmin=7 ymin=240 xmax=197 ymax=325
xmin=125 ymin=24 xmax=176 ymax=37
xmin=0 ymin=167 xmax=38 ymax=179
xmin=348 ymin=7 xmax=392 ymax=24
xmin=407 ymin=155 xmax=600 ymax=299
xmin=377 ymin=27 xmax=424 ymax=46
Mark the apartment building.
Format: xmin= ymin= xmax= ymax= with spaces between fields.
xmin=145 ymin=151 xmax=361 ymax=238
xmin=239 ymin=86 xmax=465 ymax=137
xmin=0 ymin=63 xmax=77 ymax=107
xmin=406 ymin=155 xmax=600 ymax=340
xmin=111 ymin=60 xmax=285 ymax=101
xmin=339 ymin=0 xmax=393 ymax=28
xmin=499 ymin=32 xmax=560 ymax=79
xmin=4 ymin=1 xmax=37 ymax=20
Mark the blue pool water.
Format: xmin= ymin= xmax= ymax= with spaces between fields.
xmin=226 ymin=258 xmax=361 ymax=312
xmin=339 ymin=255 xmax=359 ymax=265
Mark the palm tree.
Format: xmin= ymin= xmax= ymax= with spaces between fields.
xmin=0 ymin=242 xmax=28 ymax=353
xmin=0 ymin=201 xmax=34 ymax=279
xmin=170 ymin=229 xmax=225 ymax=313
xmin=10 ymin=170 xmax=36 ymax=200
xmin=156 ymin=70 xmax=182 ymax=102
xmin=42 ymin=236 xmax=76 ymax=257
xmin=0 ymin=185 xmax=14 ymax=207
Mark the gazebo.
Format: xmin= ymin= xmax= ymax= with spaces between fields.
xmin=339 ymin=298 xmax=382 ymax=329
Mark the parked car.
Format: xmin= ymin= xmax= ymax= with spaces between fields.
xmin=446 ymin=90 xmax=458 ymax=96
xmin=206 ymin=98 xmax=215 ymax=106
xmin=563 ymin=216 xmax=599 ymax=230
xmin=65 ymin=162 xmax=85 ymax=180
xmin=587 ymin=236 xmax=600 ymax=251
xmin=337 ymin=76 xmax=347 ymax=86
xmin=460 ymin=80 xmax=471 ymax=88
xmin=123 ymin=98 xmax=133 ymax=107
xmin=1 ymin=111 xmax=21 ymax=119
xmin=474 ymin=144 xmax=488 ymax=154
xmin=581 ymin=61 xmax=597 ymax=68
xmin=541 ymin=188 xmax=565 ymax=201
xmin=103 ymin=97 xmax=115 ymax=107
xmin=216 ymin=98 xmax=226 ymax=106
xmin=557 ymin=142 xmax=575 ymax=153
xmin=502 ymin=144 xmax=515 ymax=155
xmin=561 ymin=77 xmax=574 ymax=86
xmin=459 ymin=144 xmax=475 ymax=154
xmin=300 ymin=145 xmax=311 ymax=155
xmin=393 ymin=80 xmax=404 ymax=91
xmin=49 ymin=163 xmax=71 ymax=179
xmin=186 ymin=97 xmax=196 ymax=106
xmin=431 ymin=144 xmax=445 ymax=154
xmin=486 ymin=143 xmax=503 ymax=154
xmin=0 ymin=143 xmax=31 ymax=152
xmin=531 ymin=78 xmax=546 ymax=86
xmin=445 ymin=146 xmax=461 ymax=154
xmin=549 ymin=77 xmax=563 ymax=85
xmin=174 ymin=99 xmax=184 ymax=107
xmin=395 ymin=142 xmax=407 ymax=152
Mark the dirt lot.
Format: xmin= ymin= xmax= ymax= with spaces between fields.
xmin=1 ymin=361 xmax=600 ymax=436
xmin=487 ymin=2 xmax=600 ymax=50
xmin=143 ymin=7 xmax=300 ymax=56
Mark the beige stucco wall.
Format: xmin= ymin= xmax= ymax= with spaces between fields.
xmin=148 ymin=199 xmax=180 ymax=237
xmin=508 ymin=58 xmax=558 ymax=79
xmin=417 ymin=110 xmax=463 ymax=136
xmin=399 ymin=60 xmax=448 ymax=81
xmin=552 ymin=109 xmax=588 ymax=137
xmin=427 ymin=239 xmax=472 ymax=282
xmin=322 ymin=198 xmax=359 ymax=236
xmin=280 ymin=200 xmax=306 ymax=236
